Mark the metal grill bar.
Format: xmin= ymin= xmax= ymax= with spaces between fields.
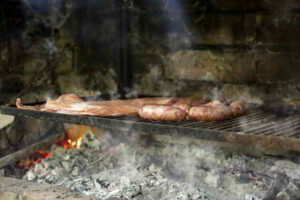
xmin=263 ymin=118 xmax=300 ymax=136
xmin=2 ymin=105 xmax=300 ymax=155
xmin=213 ymin=113 xmax=274 ymax=130
xmin=182 ymin=112 xmax=270 ymax=130
xmin=241 ymin=116 xmax=296 ymax=135
xmin=103 ymin=111 xmax=300 ymax=140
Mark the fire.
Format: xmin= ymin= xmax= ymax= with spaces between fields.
xmin=66 ymin=137 xmax=82 ymax=149
xmin=19 ymin=150 xmax=52 ymax=168
xmin=56 ymin=124 xmax=92 ymax=149
xmin=19 ymin=125 xmax=95 ymax=168
xmin=55 ymin=137 xmax=83 ymax=149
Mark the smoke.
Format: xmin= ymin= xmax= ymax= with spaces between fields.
xmin=94 ymin=124 xmax=227 ymax=189
xmin=158 ymin=0 xmax=192 ymax=50
xmin=209 ymin=86 xmax=223 ymax=101
xmin=43 ymin=38 xmax=58 ymax=55
xmin=21 ymin=0 xmax=73 ymax=55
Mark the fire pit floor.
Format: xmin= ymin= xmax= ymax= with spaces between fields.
xmin=0 ymin=176 xmax=98 ymax=200
xmin=20 ymin=132 xmax=300 ymax=200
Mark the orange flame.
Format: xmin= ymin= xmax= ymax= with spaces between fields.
xmin=19 ymin=125 xmax=96 ymax=168
xmin=56 ymin=125 xmax=92 ymax=149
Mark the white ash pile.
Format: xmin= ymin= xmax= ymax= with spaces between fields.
xmin=23 ymin=132 xmax=300 ymax=200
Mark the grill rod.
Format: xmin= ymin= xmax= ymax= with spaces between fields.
xmin=2 ymin=105 xmax=300 ymax=156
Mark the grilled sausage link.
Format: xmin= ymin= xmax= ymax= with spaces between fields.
xmin=230 ymin=100 xmax=246 ymax=116
xmin=172 ymin=104 xmax=191 ymax=113
xmin=188 ymin=100 xmax=233 ymax=121
xmin=139 ymin=105 xmax=187 ymax=121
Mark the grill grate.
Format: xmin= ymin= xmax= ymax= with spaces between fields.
xmin=2 ymin=105 xmax=300 ymax=155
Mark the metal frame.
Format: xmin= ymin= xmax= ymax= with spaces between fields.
xmin=2 ymin=105 xmax=300 ymax=156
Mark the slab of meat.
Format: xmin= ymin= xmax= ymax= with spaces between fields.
xmin=16 ymin=94 xmax=246 ymax=120
xmin=138 ymin=104 xmax=187 ymax=121
xmin=52 ymin=94 xmax=84 ymax=103
xmin=16 ymin=94 xmax=207 ymax=117
xmin=229 ymin=100 xmax=247 ymax=116
xmin=16 ymin=94 xmax=84 ymax=112
xmin=16 ymin=98 xmax=142 ymax=116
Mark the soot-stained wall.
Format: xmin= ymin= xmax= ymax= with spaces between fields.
xmin=0 ymin=0 xmax=120 ymax=104
xmin=129 ymin=0 xmax=300 ymax=103
xmin=0 ymin=0 xmax=300 ymax=105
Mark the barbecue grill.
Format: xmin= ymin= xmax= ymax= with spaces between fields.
xmin=2 ymin=102 xmax=300 ymax=156
xmin=2 ymin=0 xmax=300 ymax=199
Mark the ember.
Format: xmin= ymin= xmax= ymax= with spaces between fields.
xmin=19 ymin=150 xmax=52 ymax=168
xmin=55 ymin=137 xmax=79 ymax=149
xmin=21 ymin=131 xmax=300 ymax=200
xmin=19 ymin=124 xmax=91 ymax=169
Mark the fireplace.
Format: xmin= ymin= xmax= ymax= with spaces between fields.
xmin=1 ymin=0 xmax=300 ymax=200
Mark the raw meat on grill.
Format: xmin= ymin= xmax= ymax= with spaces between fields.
xmin=16 ymin=94 xmax=246 ymax=120
xmin=53 ymin=94 xmax=85 ymax=103
xmin=17 ymin=98 xmax=142 ymax=116
xmin=229 ymin=100 xmax=247 ymax=117
xmin=16 ymin=94 xmax=207 ymax=117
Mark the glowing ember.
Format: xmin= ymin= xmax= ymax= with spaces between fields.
xmin=19 ymin=125 xmax=95 ymax=169
xmin=19 ymin=150 xmax=52 ymax=168
xmin=66 ymin=137 xmax=83 ymax=149
xmin=55 ymin=137 xmax=79 ymax=149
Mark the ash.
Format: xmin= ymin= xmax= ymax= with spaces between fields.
xmin=23 ymin=133 xmax=300 ymax=200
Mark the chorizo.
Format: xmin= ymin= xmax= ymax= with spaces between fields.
xmin=188 ymin=100 xmax=233 ymax=121
xmin=172 ymin=104 xmax=190 ymax=113
xmin=139 ymin=104 xmax=187 ymax=121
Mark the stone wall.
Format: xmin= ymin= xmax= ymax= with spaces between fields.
xmin=129 ymin=0 xmax=300 ymax=102
xmin=0 ymin=0 xmax=121 ymax=157
xmin=0 ymin=0 xmax=120 ymax=104
xmin=1 ymin=0 xmax=299 ymax=104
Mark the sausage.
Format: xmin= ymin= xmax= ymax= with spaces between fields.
xmin=188 ymin=100 xmax=233 ymax=121
xmin=230 ymin=100 xmax=247 ymax=116
xmin=139 ymin=104 xmax=187 ymax=121
xmin=172 ymin=104 xmax=190 ymax=113
xmin=168 ymin=98 xmax=209 ymax=106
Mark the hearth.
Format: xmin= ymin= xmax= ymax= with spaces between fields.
xmin=1 ymin=101 xmax=300 ymax=199
xmin=15 ymin=128 xmax=300 ymax=200
xmin=1 ymin=0 xmax=300 ymax=200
